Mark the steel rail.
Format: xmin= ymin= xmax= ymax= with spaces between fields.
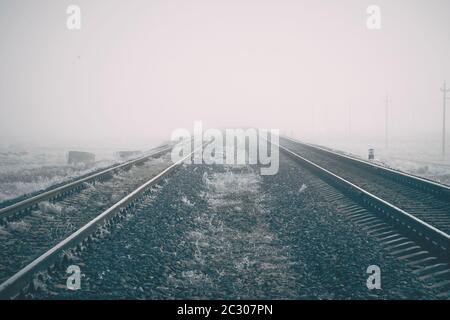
xmin=0 ymin=142 xmax=197 ymax=299
xmin=270 ymin=139 xmax=450 ymax=259
xmin=0 ymin=145 xmax=173 ymax=220
xmin=281 ymin=135 xmax=450 ymax=198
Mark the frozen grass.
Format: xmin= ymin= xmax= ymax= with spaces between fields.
xmin=7 ymin=220 xmax=31 ymax=232
xmin=0 ymin=147 xmax=118 ymax=202
xmin=0 ymin=145 xmax=169 ymax=203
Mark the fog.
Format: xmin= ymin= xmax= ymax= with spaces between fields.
xmin=1 ymin=0 xmax=450 ymax=150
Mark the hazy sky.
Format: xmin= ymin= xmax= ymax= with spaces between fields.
xmin=1 ymin=0 xmax=450 ymax=148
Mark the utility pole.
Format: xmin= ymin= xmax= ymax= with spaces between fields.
xmin=441 ymin=81 xmax=450 ymax=157
xmin=385 ymin=94 xmax=389 ymax=150
xmin=348 ymin=103 xmax=352 ymax=138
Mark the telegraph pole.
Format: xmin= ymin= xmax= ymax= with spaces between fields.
xmin=348 ymin=103 xmax=352 ymax=138
xmin=441 ymin=81 xmax=450 ymax=157
xmin=385 ymin=94 xmax=389 ymax=150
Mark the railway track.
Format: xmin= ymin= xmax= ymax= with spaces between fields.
xmin=0 ymin=142 xmax=194 ymax=298
xmin=280 ymin=136 xmax=450 ymax=240
xmin=0 ymin=144 xmax=173 ymax=222
xmin=6 ymin=148 xmax=436 ymax=299
xmin=1 ymin=135 xmax=449 ymax=299
xmin=277 ymin=136 xmax=450 ymax=297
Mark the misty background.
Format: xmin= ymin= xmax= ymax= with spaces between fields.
xmin=1 ymin=0 xmax=450 ymax=153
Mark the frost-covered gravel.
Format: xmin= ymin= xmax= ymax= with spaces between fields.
xmin=281 ymin=138 xmax=450 ymax=235
xmin=29 ymin=154 xmax=438 ymax=299
xmin=0 ymin=154 xmax=172 ymax=284
xmin=260 ymin=153 xmax=438 ymax=299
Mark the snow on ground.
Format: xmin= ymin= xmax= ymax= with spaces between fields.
xmin=0 ymin=143 xmax=163 ymax=203
xmin=304 ymin=137 xmax=450 ymax=186
xmin=0 ymin=147 xmax=114 ymax=202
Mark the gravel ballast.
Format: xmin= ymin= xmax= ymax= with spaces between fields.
xmin=29 ymin=154 xmax=438 ymax=299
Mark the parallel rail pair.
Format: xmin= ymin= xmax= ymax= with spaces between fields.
xmin=0 ymin=141 xmax=196 ymax=299
xmin=278 ymin=136 xmax=450 ymax=260
xmin=0 ymin=145 xmax=172 ymax=221
xmin=2 ymin=135 xmax=450 ymax=299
